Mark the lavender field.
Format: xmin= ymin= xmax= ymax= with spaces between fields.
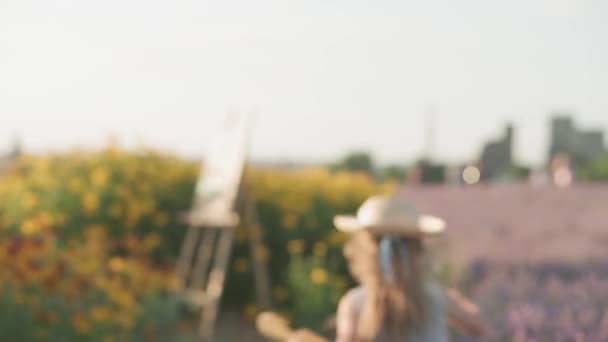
xmin=400 ymin=185 xmax=608 ymax=340
xmin=464 ymin=261 xmax=608 ymax=341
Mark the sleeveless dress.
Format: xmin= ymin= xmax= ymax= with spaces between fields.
xmin=336 ymin=282 xmax=449 ymax=342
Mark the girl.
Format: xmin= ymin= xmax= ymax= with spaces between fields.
xmin=288 ymin=195 xmax=484 ymax=342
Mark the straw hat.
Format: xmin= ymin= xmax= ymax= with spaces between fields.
xmin=333 ymin=195 xmax=446 ymax=237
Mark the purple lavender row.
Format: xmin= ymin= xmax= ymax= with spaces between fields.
xmin=459 ymin=259 xmax=608 ymax=340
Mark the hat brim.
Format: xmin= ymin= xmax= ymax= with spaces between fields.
xmin=333 ymin=214 xmax=445 ymax=237
xmin=333 ymin=215 xmax=364 ymax=232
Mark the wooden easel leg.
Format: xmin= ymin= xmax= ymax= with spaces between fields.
xmin=175 ymin=225 xmax=201 ymax=290
xmin=245 ymin=194 xmax=273 ymax=310
xmin=199 ymin=228 xmax=235 ymax=341
xmin=191 ymin=229 xmax=218 ymax=289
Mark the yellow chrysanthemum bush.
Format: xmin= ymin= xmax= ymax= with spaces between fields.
xmin=0 ymin=148 xmax=198 ymax=340
xmin=0 ymin=149 xmax=391 ymax=338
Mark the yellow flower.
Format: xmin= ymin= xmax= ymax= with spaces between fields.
xmin=310 ymin=268 xmax=328 ymax=285
xmin=244 ymin=303 xmax=258 ymax=320
xmin=105 ymin=141 xmax=121 ymax=154
xmin=71 ymin=313 xmax=92 ymax=334
xmin=139 ymin=183 xmax=152 ymax=194
xmin=111 ymin=290 xmax=136 ymax=311
xmin=69 ymin=178 xmax=85 ymax=193
xmin=281 ymin=214 xmax=298 ymax=229
xmin=90 ymin=167 xmax=110 ymax=187
xmin=152 ymin=211 xmax=169 ymax=227
xmin=313 ymin=242 xmax=327 ymax=257
xmin=254 ymin=245 xmax=270 ymax=262
xmin=233 ymin=258 xmax=249 ymax=273
xmin=108 ymin=257 xmax=126 ymax=272
xmin=140 ymin=198 xmax=156 ymax=214
xmin=287 ymin=240 xmax=305 ymax=254
xmin=108 ymin=203 xmax=123 ymax=218
xmin=334 ymin=277 xmax=349 ymax=292
xmin=114 ymin=187 xmax=128 ymax=199
xmin=22 ymin=192 xmax=39 ymax=209
xmin=38 ymin=211 xmax=53 ymax=227
xmin=169 ymin=276 xmax=183 ymax=292
xmin=85 ymin=224 xmax=107 ymax=241
xmin=116 ymin=312 xmax=134 ymax=329
xmin=272 ymin=286 xmax=289 ymax=301
xmin=234 ymin=227 xmax=248 ymax=242
xmin=125 ymin=206 xmax=141 ymax=228
xmin=91 ymin=306 xmax=113 ymax=322
xmin=21 ymin=218 xmax=41 ymax=236
xmin=55 ymin=213 xmax=66 ymax=226
xmin=328 ymin=231 xmax=347 ymax=246
xmin=143 ymin=233 xmax=161 ymax=251
xmin=76 ymin=257 xmax=101 ymax=275
xmin=82 ymin=193 xmax=99 ymax=214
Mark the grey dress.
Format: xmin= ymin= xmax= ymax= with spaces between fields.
xmin=336 ymin=282 xmax=449 ymax=342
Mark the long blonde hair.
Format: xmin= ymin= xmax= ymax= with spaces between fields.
xmin=343 ymin=231 xmax=427 ymax=340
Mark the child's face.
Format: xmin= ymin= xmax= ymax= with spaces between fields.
xmin=343 ymin=231 xmax=380 ymax=285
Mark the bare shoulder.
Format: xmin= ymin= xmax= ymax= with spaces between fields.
xmin=336 ymin=286 xmax=364 ymax=340
xmin=337 ymin=286 xmax=363 ymax=314
xmin=342 ymin=286 xmax=364 ymax=302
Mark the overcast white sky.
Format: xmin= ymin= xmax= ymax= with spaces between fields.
xmin=1 ymin=0 xmax=607 ymax=166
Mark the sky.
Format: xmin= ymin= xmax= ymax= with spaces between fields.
xmin=1 ymin=0 xmax=607 ymax=166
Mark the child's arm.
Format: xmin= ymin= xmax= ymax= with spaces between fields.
xmin=446 ymin=288 xmax=485 ymax=336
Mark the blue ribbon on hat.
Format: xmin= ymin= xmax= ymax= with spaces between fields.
xmin=379 ymin=235 xmax=409 ymax=284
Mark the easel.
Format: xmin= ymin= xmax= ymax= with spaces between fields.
xmin=173 ymin=114 xmax=272 ymax=341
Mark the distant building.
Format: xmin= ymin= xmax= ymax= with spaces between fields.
xmin=407 ymin=159 xmax=446 ymax=184
xmin=548 ymin=115 xmax=605 ymax=166
xmin=479 ymin=124 xmax=514 ymax=181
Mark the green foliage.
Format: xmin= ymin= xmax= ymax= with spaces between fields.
xmin=379 ymin=165 xmax=408 ymax=182
xmin=505 ymin=163 xmax=531 ymax=180
xmin=0 ymin=285 xmax=182 ymax=341
xmin=579 ymin=153 xmax=608 ymax=181
xmin=331 ymin=151 xmax=375 ymax=175
xmin=417 ymin=159 xmax=445 ymax=183
xmin=285 ymin=255 xmax=342 ymax=330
